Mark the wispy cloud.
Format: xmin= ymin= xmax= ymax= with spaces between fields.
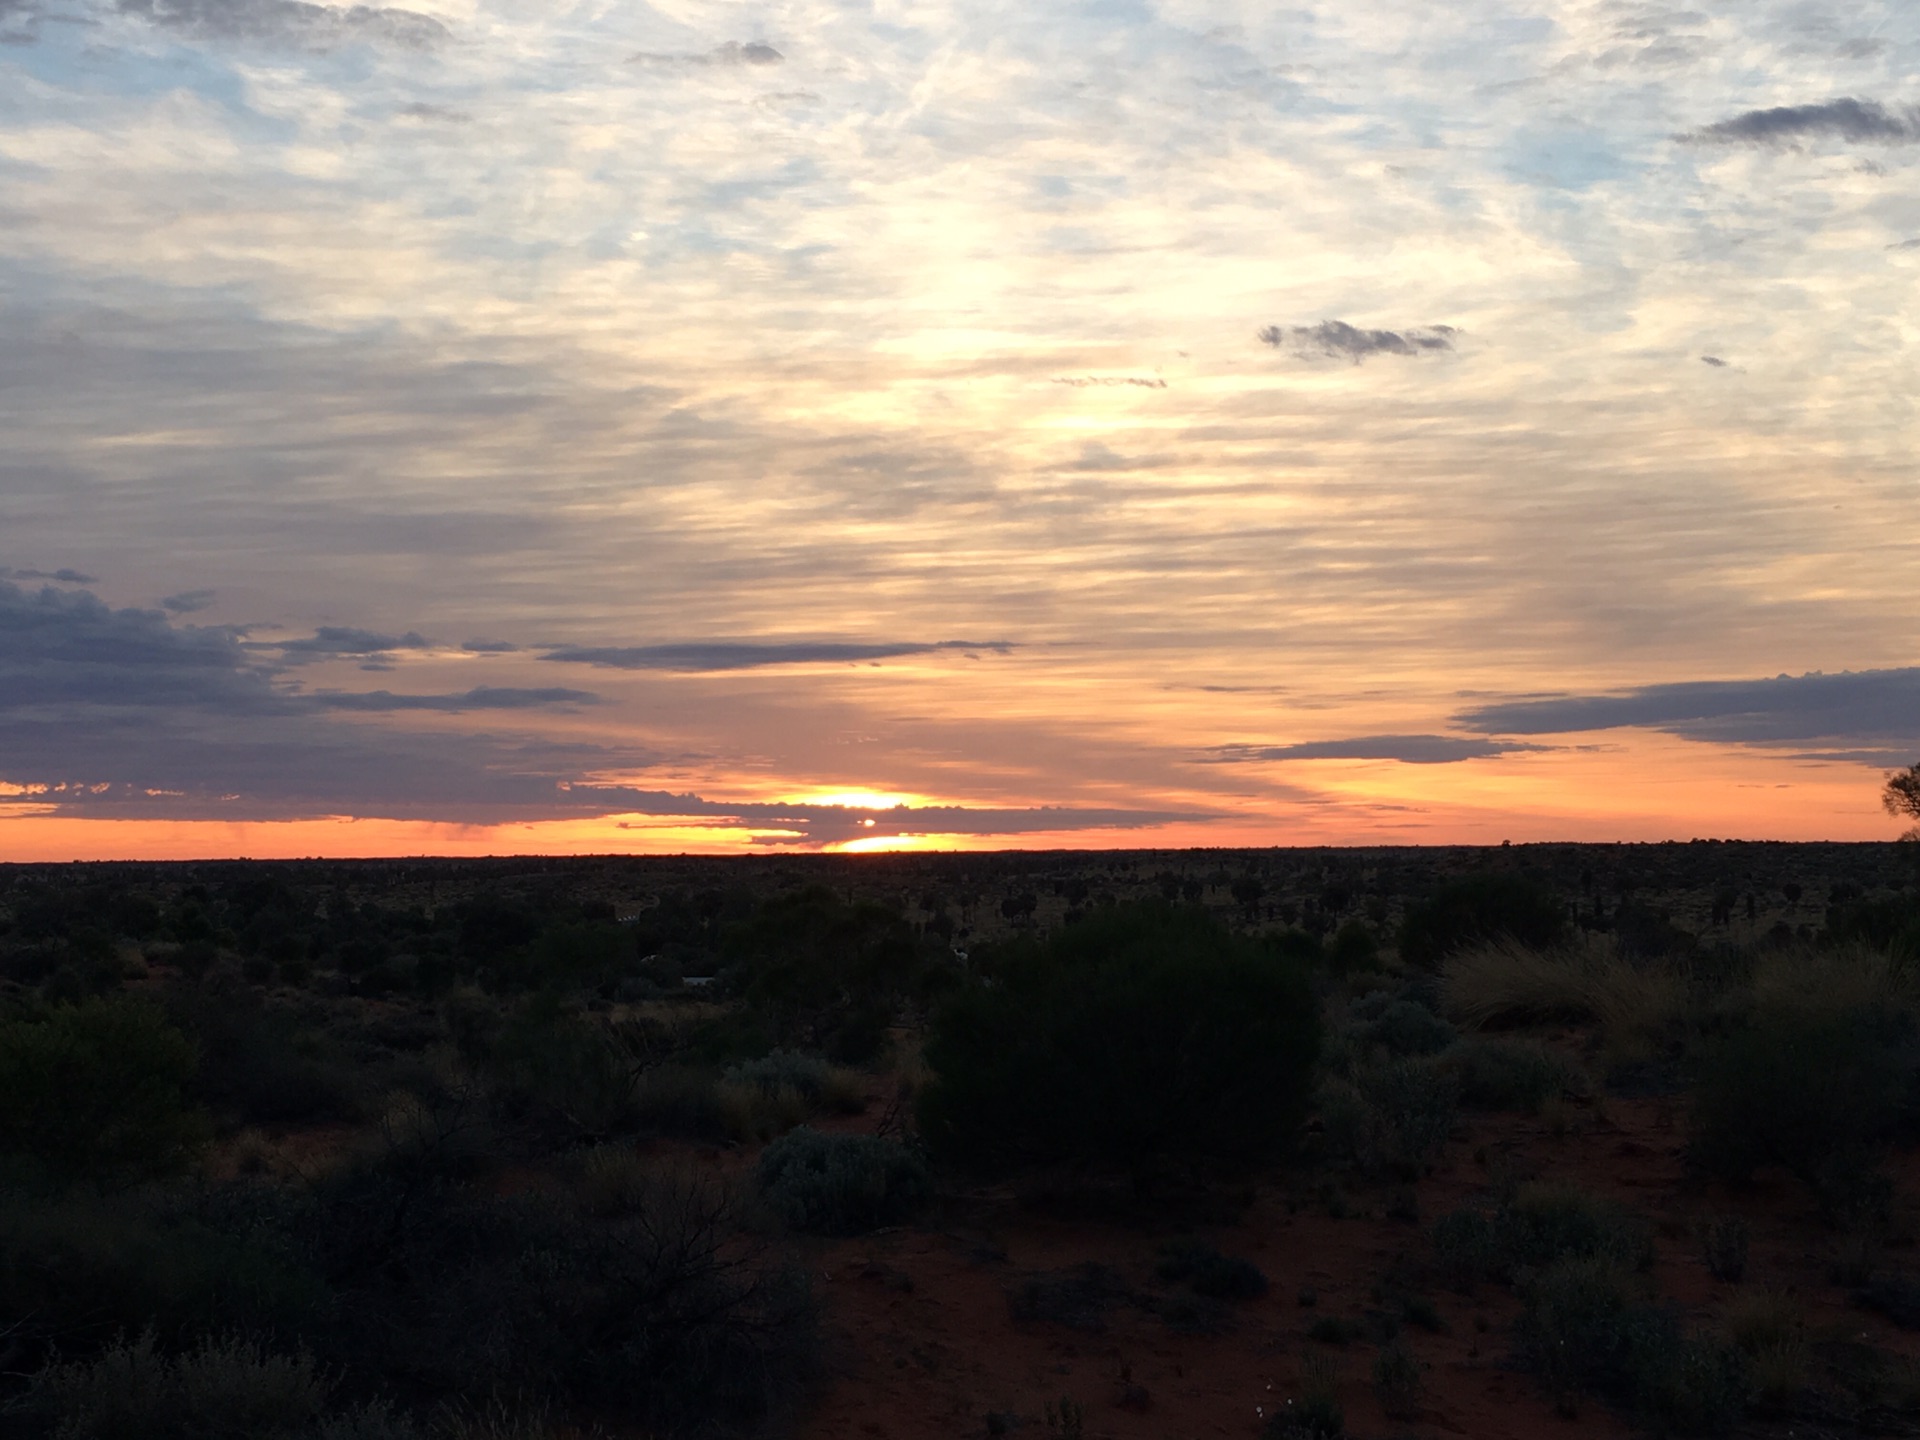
xmin=315 ymin=686 xmax=600 ymax=712
xmin=1205 ymin=735 xmax=1549 ymax=765
xmin=114 ymin=0 xmax=448 ymax=50
xmin=541 ymin=640 xmax=1012 ymax=672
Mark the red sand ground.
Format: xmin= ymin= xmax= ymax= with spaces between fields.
xmin=787 ymin=1089 xmax=1920 ymax=1440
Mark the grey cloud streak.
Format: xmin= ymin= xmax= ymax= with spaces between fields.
xmin=1205 ymin=735 xmax=1549 ymax=765
xmin=541 ymin=639 xmax=1012 ymax=671
xmin=315 ymin=686 xmax=600 ymax=712
xmin=1682 ymin=98 xmax=1920 ymax=146
xmin=114 ymin=0 xmax=448 ymax=49
xmin=1258 ymin=321 xmax=1457 ymax=363
xmin=1454 ymin=667 xmax=1920 ymax=764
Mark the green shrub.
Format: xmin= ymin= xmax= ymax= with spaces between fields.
xmin=1443 ymin=1037 xmax=1577 ymax=1111
xmin=917 ymin=903 xmax=1318 ymax=1177
xmin=1319 ymin=1058 xmax=1457 ymax=1178
xmin=0 ymin=997 xmax=209 ymax=1185
xmin=1689 ymin=1006 xmax=1907 ymax=1220
xmin=1401 ymin=874 xmax=1567 ymax=970
xmin=1372 ymin=1338 xmax=1423 ymax=1420
xmin=754 ymin=1127 xmax=929 ymax=1235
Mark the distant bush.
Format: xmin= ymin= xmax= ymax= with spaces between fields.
xmin=1401 ymin=874 xmax=1567 ymax=970
xmin=754 ymin=1127 xmax=929 ymax=1235
xmin=917 ymin=903 xmax=1318 ymax=1177
xmin=0 ymin=997 xmax=209 ymax=1186
xmin=1689 ymin=1006 xmax=1907 ymax=1221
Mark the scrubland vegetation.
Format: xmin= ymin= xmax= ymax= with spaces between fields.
xmin=1 ymin=840 xmax=1918 ymax=1437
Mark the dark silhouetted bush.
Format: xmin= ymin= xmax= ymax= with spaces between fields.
xmin=917 ymin=903 xmax=1318 ymax=1177
xmin=0 ymin=997 xmax=209 ymax=1186
xmin=1155 ymin=1241 xmax=1268 ymax=1299
xmin=1443 ymin=1037 xmax=1577 ymax=1112
xmin=754 ymin=1127 xmax=929 ymax=1235
xmin=1400 ymin=874 xmax=1567 ymax=970
xmin=1689 ymin=1006 xmax=1907 ymax=1220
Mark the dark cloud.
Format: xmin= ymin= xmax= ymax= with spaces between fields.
xmin=1454 ymin=667 xmax=1920 ymax=764
xmin=595 ymin=796 xmax=1208 ymax=847
xmin=315 ymin=686 xmax=600 ymax=712
xmin=541 ymin=639 xmax=1011 ymax=671
xmin=115 ymin=0 xmax=448 ymax=49
xmin=1700 ymin=355 xmax=1727 ymax=367
xmin=462 ymin=638 xmax=519 ymax=653
xmin=272 ymin=626 xmax=430 ymax=661
xmin=1681 ymin=98 xmax=1920 ymax=147
xmin=0 ymin=567 xmax=99 ymax=584
xmin=1205 ymin=735 xmax=1547 ymax=765
xmin=1259 ymin=320 xmax=1457 ymax=363
xmin=161 ymin=588 xmax=217 ymax=613
xmin=1890 ymin=238 xmax=1920 ymax=251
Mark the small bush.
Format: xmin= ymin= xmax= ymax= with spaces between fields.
xmin=1435 ymin=1184 xmax=1650 ymax=1285
xmin=917 ymin=903 xmax=1318 ymax=1177
xmin=1007 ymin=1263 xmax=1130 ymax=1332
xmin=1700 ymin=1215 xmax=1748 ymax=1283
xmin=1264 ymin=1350 xmax=1343 ymax=1439
xmin=0 ymin=997 xmax=209 ymax=1185
xmin=1319 ymin=1058 xmax=1457 ymax=1178
xmin=1360 ymin=1001 xmax=1455 ymax=1058
xmin=1372 ymin=1338 xmax=1423 ymax=1421
xmin=1443 ymin=1037 xmax=1577 ymax=1112
xmin=754 ymin=1127 xmax=929 ymax=1236
xmin=1155 ymin=1241 xmax=1268 ymax=1299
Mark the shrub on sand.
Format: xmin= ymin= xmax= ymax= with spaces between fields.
xmin=754 ymin=1127 xmax=929 ymax=1235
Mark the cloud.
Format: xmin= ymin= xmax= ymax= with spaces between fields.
xmin=272 ymin=626 xmax=430 ymax=661
xmin=0 ymin=567 xmax=99 ymax=585
xmin=315 ymin=686 xmax=599 ymax=712
xmin=1455 ymin=667 xmax=1920 ymax=763
xmin=161 ymin=588 xmax=217 ymax=613
xmin=629 ymin=40 xmax=782 ymax=67
xmin=594 ymin=795 xmax=1209 ymax=846
xmin=115 ymin=0 xmax=448 ymax=48
xmin=541 ymin=639 xmax=1011 ymax=671
xmin=1700 ymin=355 xmax=1727 ymax=367
xmin=1205 ymin=735 xmax=1548 ymax=765
xmin=1681 ymin=98 xmax=1920 ymax=147
xmin=1051 ymin=375 xmax=1167 ymax=389
xmin=1890 ymin=239 xmax=1920 ymax=251
xmin=1258 ymin=321 xmax=1457 ymax=363
xmin=462 ymin=638 xmax=519 ymax=653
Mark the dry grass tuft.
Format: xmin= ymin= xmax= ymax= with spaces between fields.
xmin=1751 ymin=943 xmax=1920 ymax=1020
xmin=1441 ymin=937 xmax=1683 ymax=1051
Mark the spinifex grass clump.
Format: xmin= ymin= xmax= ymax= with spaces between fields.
xmin=916 ymin=902 xmax=1319 ymax=1180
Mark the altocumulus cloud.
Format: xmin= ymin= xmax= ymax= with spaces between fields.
xmin=1454 ymin=667 xmax=1920 ymax=764
xmin=541 ymin=639 xmax=1012 ymax=671
xmin=1682 ymin=98 xmax=1920 ymax=146
xmin=1205 ymin=735 xmax=1547 ymax=765
xmin=113 ymin=0 xmax=449 ymax=50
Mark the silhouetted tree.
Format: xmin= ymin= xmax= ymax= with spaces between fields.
xmin=1886 ymin=762 xmax=1920 ymax=842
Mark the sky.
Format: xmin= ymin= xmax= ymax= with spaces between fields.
xmin=1 ymin=0 xmax=1917 ymax=858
